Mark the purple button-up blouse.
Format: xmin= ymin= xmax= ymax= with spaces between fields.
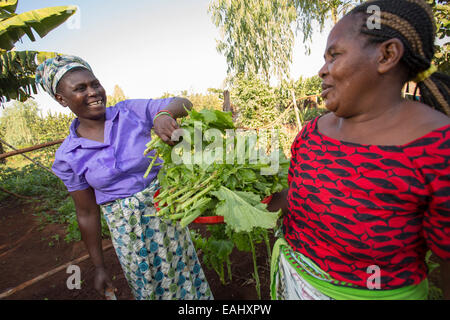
xmin=52 ymin=98 xmax=173 ymax=204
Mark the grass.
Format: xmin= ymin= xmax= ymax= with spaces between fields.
xmin=0 ymin=150 xmax=110 ymax=243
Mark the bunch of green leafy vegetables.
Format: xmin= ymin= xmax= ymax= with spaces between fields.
xmin=143 ymin=108 xmax=289 ymax=298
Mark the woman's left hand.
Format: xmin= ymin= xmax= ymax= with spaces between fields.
xmin=154 ymin=114 xmax=180 ymax=145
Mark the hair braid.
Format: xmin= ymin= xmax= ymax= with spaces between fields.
xmin=349 ymin=0 xmax=450 ymax=116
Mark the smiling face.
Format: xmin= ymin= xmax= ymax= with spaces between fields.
xmin=318 ymin=15 xmax=380 ymax=117
xmin=55 ymin=68 xmax=107 ymax=121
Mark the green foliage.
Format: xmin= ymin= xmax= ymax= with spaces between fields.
xmin=210 ymin=0 xmax=446 ymax=81
xmin=0 ymin=1 xmax=76 ymax=103
xmin=425 ymin=250 xmax=443 ymax=300
xmin=209 ymin=0 xmax=297 ymax=81
xmin=0 ymin=99 xmax=74 ymax=151
xmin=209 ymin=0 xmax=362 ymax=81
xmin=228 ymin=74 xmax=327 ymax=157
xmin=106 ymin=85 xmax=127 ymax=107
xmin=212 ymin=187 xmax=280 ymax=233
xmin=191 ymin=227 xmax=234 ymax=285
xmin=158 ymin=89 xmax=223 ymax=112
xmin=230 ymin=74 xmax=326 ymax=129
xmin=230 ymin=75 xmax=284 ymax=128
xmin=428 ymin=0 xmax=450 ymax=74
xmin=0 ymin=99 xmax=40 ymax=148
xmin=30 ymin=111 xmax=74 ymax=143
xmin=187 ymin=91 xmax=223 ymax=112
xmin=0 ymin=161 xmax=110 ymax=242
xmin=0 ymin=50 xmax=57 ymax=103
xmin=147 ymin=108 xmax=288 ymax=298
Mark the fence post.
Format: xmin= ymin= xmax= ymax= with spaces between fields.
xmin=291 ymin=90 xmax=302 ymax=130
xmin=223 ymin=90 xmax=231 ymax=112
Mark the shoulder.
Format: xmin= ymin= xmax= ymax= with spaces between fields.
xmin=291 ymin=115 xmax=321 ymax=149
xmin=402 ymin=101 xmax=450 ymax=137
xmin=54 ymin=133 xmax=75 ymax=160
xmin=316 ymin=111 xmax=335 ymax=130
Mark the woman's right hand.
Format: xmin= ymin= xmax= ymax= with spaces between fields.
xmin=94 ymin=266 xmax=115 ymax=297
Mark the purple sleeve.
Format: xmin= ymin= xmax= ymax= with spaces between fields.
xmin=52 ymin=155 xmax=90 ymax=192
xmin=120 ymin=98 xmax=175 ymax=127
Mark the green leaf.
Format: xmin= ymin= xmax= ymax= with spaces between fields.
xmin=0 ymin=50 xmax=59 ymax=103
xmin=0 ymin=5 xmax=77 ymax=50
xmin=208 ymin=238 xmax=234 ymax=260
xmin=0 ymin=0 xmax=17 ymax=17
xmin=212 ymin=186 xmax=280 ymax=233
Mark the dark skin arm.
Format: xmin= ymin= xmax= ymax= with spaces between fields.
xmin=438 ymin=259 xmax=450 ymax=300
xmin=266 ymin=189 xmax=289 ymax=215
xmin=70 ymin=187 xmax=114 ymax=297
xmin=153 ymin=97 xmax=193 ymax=145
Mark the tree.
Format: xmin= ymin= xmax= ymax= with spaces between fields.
xmin=0 ymin=99 xmax=40 ymax=148
xmin=106 ymin=85 xmax=127 ymax=107
xmin=0 ymin=0 xmax=76 ymax=104
xmin=209 ymin=0 xmax=362 ymax=82
xmin=209 ymin=0 xmax=297 ymax=82
xmin=428 ymin=0 xmax=449 ymax=74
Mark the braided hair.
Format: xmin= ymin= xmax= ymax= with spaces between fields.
xmin=348 ymin=0 xmax=450 ymax=116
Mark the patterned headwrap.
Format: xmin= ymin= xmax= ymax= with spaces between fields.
xmin=35 ymin=55 xmax=93 ymax=99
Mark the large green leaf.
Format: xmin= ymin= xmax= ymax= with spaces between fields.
xmin=0 ymin=0 xmax=18 ymax=16
xmin=212 ymin=186 xmax=280 ymax=233
xmin=0 ymin=5 xmax=76 ymax=50
xmin=0 ymin=50 xmax=58 ymax=102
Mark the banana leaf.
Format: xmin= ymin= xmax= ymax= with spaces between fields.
xmin=0 ymin=50 xmax=58 ymax=103
xmin=0 ymin=0 xmax=18 ymax=16
xmin=0 ymin=5 xmax=77 ymax=50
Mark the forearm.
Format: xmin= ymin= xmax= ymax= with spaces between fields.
xmin=166 ymin=97 xmax=192 ymax=118
xmin=439 ymin=259 xmax=450 ymax=300
xmin=267 ymin=189 xmax=289 ymax=215
xmin=76 ymin=208 xmax=105 ymax=269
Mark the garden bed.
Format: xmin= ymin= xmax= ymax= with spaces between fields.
xmin=0 ymin=198 xmax=273 ymax=300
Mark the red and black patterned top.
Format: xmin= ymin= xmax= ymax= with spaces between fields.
xmin=284 ymin=117 xmax=450 ymax=289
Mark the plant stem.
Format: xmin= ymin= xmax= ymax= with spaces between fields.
xmin=178 ymin=184 xmax=216 ymax=211
xmin=180 ymin=209 xmax=203 ymax=228
xmin=165 ymin=184 xmax=194 ymax=204
xmin=248 ymin=232 xmax=261 ymax=300
xmin=174 ymin=188 xmax=198 ymax=204
xmin=143 ymin=151 xmax=159 ymax=179
xmin=227 ymin=257 xmax=232 ymax=283
xmin=263 ymin=229 xmax=272 ymax=263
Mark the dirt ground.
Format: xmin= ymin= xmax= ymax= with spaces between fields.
xmin=0 ymin=198 xmax=273 ymax=300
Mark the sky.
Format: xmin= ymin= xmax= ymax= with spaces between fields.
xmin=10 ymin=0 xmax=332 ymax=115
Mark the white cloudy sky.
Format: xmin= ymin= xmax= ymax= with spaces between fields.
xmin=11 ymin=0 xmax=332 ymax=115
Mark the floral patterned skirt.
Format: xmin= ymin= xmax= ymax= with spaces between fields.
xmin=100 ymin=180 xmax=213 ymax=300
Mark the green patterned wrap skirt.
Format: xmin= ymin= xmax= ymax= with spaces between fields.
xmin=100 ymin=180 xmax=213 ymax=300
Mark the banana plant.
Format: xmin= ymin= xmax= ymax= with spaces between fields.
xmin=0 ymin=0 xmax=77 ymax=103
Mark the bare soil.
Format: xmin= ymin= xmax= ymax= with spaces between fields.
xmin=0 ymin=198 xmax=273 ymax=300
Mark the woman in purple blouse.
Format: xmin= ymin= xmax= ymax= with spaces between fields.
xmin=35 ymin=55 xmax=213 ymax=300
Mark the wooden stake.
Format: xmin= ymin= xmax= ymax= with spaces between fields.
xmin=291 ymin=90 xmax=302 ymax=130
xmin=0 ymin=138 xmax=63 ymax=160
xmin=0 ymin=138 xmax=55 ymax=175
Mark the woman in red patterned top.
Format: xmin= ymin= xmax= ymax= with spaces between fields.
xmin=268 ymin=0 xmax=449 ymax=300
